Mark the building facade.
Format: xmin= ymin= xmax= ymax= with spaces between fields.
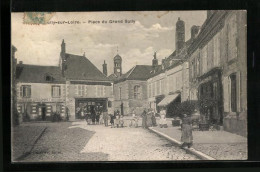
xmin=16 ymin=65 xmax=66 ymax=121
xmin=188 ymin=10 xmax=247 ymax=136
xmin=147 ymin=17 xmax=196 ymax=116
xmin=113 ymin=61 xmax=152 ymax=115
xmin=16 ymin=40 xmax=114 ymax=121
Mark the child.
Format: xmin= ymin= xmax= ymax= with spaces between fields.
xmin=103 ymin=110 xmax=109 ymax=127
xmin=99 ymin=111 xmax=104 ymax=125
xmin=119 ymin=115 xmax=124 ymax=128
xmin=114 ymin=112 xmax=120 ymax=128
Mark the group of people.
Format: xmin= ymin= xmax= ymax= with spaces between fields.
xmin=76 ymin=106 xmax=104 ymax=125
xmin=140 ymin=108 xmax=157 ymax=128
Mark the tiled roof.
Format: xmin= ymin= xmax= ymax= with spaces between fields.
xmin=64 ymin=53 xmax=109 ymax=81
xmin=115 ymin=65 xmax=153 ymax=83
xmin=16 ymin=64 xmax=65 ymax=83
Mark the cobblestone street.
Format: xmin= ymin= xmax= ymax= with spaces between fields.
xmin=18 ymin=121 xmax=199 ymax=161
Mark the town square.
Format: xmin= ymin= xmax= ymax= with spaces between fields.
xmin=11 ymin=10 xmax=247 ymax=161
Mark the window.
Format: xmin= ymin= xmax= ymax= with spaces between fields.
xmin=134 ymin=85 xmax=141 ymax=99
xmin=230 ymin=74 xmax=237 ymax=112
xmin=20 ymin=85 xmax=31 ymax=98
xmin=196 ymin=57 xmax=200 ymax=76
xmin=45 ymin=74 xmax=53 ymax=82
xmin=77 ymin=85 xmax=84 ymax=96
xmin=52 ymin=85 xmax=61 ymax=98
xmin=96 ymin=85 xmax=104 ymax=97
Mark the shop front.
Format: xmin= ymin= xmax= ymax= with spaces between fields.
xmin=75 ymin=98 xmax=108 ymax=119
xmin=198 ymin=68 xmax=223 ymax=126
xmin=17 ymin=99 xmax=66 ymax=121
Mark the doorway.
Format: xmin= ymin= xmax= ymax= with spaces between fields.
xmin=41 ymin=106 xmax=46 ymax=121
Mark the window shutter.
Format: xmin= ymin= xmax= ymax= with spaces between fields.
xmin=85 ymin=85 xmax=87 ymax=96
xmin=20 ymin=86 xmax=23 ymax=97
xmin=75 ymin=85 xmax=78 ymax=96
xmin=51 ymin=86 xmax=54 ymax=97
xmin=103 ymin=86 xmax=105 ymax=96
xmin=223 ymin=77 xmax=229 ymax=112
xmin=95 ymin=86 xmax=98 ymax=97
xmin=237 ymin=71 xmax=241 ymax=112
xmin=28 ymin=86 xmax=31 ymax=97
xmin=17 ymin=86 xmax=21 ymax=97
xmin=59 ymin=86 xmax=61 ymax=97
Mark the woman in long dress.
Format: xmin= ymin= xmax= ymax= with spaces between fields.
xmin=159 ymin=109 xmax=167 ymax=128
xmin=91 ymin=106 xmax=96 ymax=125
xmin=146 ymin=108 xmax=153 ymax=127
xmin=181 ymin=114 xmax=193 ymax=148
xmin=141 ymin=110 xmax=147 ymax=129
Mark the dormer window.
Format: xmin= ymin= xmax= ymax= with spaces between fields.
xmin=45 ymin=74 xmax=53 ymax=82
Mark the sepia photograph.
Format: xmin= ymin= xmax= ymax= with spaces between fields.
xmin=11 ymin=10 xmax=247 ymax=162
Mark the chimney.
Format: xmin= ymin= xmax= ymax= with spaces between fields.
xmin=191 ymin=25 xmax=200 ymax=40
xmin=152 ymin=51 xmax=158 ymax=69
xmin=175 ymin=17 xmax=185 ymax=54
xmin=103 ymin=60 xmax=107 ymax=76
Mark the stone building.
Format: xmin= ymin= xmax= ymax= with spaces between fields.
xmin=147 ymin=17 xmax=197 ymax=116
xmin=187 ymin=10 xmax=247 ymax=136
xmin=16 ymin=64 xmax=66 ymax=121
xmin=111 ymin=52 xmax=152 ymax=115
xmin=16 ymin=40 xmax=114 ymax=121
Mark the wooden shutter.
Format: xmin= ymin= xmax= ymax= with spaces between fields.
xmin=28 ymin=86 xmax=31 ymax=97
xmin=139 ymin=85 xmax=142 ymax=100
xmin=236 ymin=71 xmax=241 ymax=112
xmin=85 ymin=85 xmax=87 ymax=96
xmin=223 ymin=76 xmax=230 ymax=112
xmin=75 ymin=85 xmax=78 ymax=96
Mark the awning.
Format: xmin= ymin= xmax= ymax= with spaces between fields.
xmin=157 ymin=93 xmax=180 ymax=107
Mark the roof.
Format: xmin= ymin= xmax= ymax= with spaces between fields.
xmin=114 ymin=54 xmax=122 ymax=60
xmin=16 ymin=64 xmax=65 ymax=83
xmin=64 ymin=53 xmax=109 ymax=81
xmin=115 ymin=65 xmax=153 ymax=83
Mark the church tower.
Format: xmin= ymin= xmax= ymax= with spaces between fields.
xmin=175 ymin=17 xmax=185 ymax=54
xmin=114 ymin=47 xmax=122 ymax=77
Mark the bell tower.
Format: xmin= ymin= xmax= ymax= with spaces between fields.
xmin=175 ymin=17 xmax=185 ymax=54
xmin=114 ymin=47 xmax=122 ymax=77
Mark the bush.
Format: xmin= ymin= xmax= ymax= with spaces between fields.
xmin=167 ymin=100 xmax=199 ymax=118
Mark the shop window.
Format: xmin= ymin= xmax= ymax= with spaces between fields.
xmin=52 ymin=85 xmax=61 ymax=98
xmin=230 ymin=74 xmax=237 ymax=112
xmin=20 ymin=85 xmax=31 ymax=98
xmin=134 ymin=85 xmax=141 ymax=99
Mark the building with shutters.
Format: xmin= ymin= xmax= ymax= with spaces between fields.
xmin=187 ymin=10 xmax=247 ymax=136
xmin=147 ymin=18 xmax=197 ymax=116
xmin=16 ymin=40 xmax=114 ymax=121
xmin=16 ymin=64 xmax=66 ymax=121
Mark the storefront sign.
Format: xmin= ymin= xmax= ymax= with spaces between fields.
xmin=18 ymin=98 xmax=65 ymax=102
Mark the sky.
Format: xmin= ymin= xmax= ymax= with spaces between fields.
xmin=11 ymin=11 xmax=207 ymax=75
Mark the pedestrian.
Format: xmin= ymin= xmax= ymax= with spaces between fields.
xmin=141 ymin=109 xmax=147 ymax=129
xmin=66 ymin=107 xmax=70 ymax=121
xmin=130 ymin=111 xmax=138 ymax=128
xmin=110 ymin=112 xmax=115 ymax=128
xmin=151 ymin=109 xmax=157 ymax=127
xmin=91 ymin=106 xmax=96 ymax=125
xmin=95 ymin=108 xmax=100 ymax=125
xmin=181 ymin=114 xmax=193 ymax=148
xmin=99 ymin=110 xmax=104 ymax=125
xmin=119 ymin=115 xmax=124 ymax=128
xmin=146 ymin=108 xmax=153 ymax=127
xmin=87 ymin=106 xmax=92 ymax=125
xmin=114 ymin=111 xmax=120 ymax=128
xmin=103 ymin=109 xmax=109 ymax=127
xmin=159 ymin=108 xmax=168 ymax=128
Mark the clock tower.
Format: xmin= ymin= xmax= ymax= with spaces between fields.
xmin=114 ymin=53 xmax=122 ymax=77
